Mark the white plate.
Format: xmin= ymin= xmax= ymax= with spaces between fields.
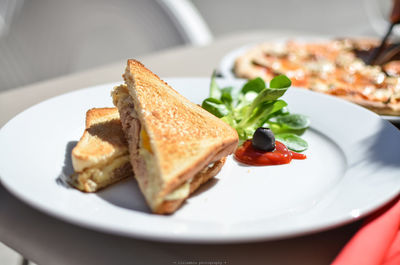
xmin=218 ymin=41 xmax=400 ymax=124
xmin=1 ymin=78 xmax=400 ymax=243
xmin=380 ymin=115 xmax=400 ymax=123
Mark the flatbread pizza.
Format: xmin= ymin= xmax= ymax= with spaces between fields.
xmin=234 ymin=39 xmax=400 ymax=116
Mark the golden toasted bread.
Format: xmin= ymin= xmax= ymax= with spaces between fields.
xmin=112 ymin=60 xmax=238 ymax=214
xmin=70 ymin=108 xmax=133 ymax=192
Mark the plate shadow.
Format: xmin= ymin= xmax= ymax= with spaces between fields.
xmin=56 ymin=140 xmax=77 ymax=189
xmin=96 ymin=178 xmax=151 ymax=213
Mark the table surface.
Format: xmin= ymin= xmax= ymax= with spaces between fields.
xmin=0 ymin=30 xmax=393 ymax=265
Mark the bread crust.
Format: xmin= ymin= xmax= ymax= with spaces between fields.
xmin=154 ymin=157 xmax=226 ymax=214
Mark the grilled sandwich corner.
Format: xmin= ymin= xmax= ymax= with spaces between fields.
xmin=112 ymin=60 xmax=239 ymax=214
xmin=70 ymin=108 xmax=133 ymax=192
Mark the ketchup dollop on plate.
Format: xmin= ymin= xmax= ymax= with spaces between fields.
xmin=234 ymin=140 xmax=306 ymax=166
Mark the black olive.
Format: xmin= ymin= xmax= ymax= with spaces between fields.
xmin=252 ymin=127 xmax=275 ymax=151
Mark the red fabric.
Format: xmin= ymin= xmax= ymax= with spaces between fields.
xmin=331 ymin=197 xmax=400 ymax=265
xmin=383 ymin=231 xmax=400 ymax=265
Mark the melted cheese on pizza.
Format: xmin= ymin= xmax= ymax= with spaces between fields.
xmin=234 ymin=39 xmax=400 ymax=115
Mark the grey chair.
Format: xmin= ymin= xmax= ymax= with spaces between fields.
xmin=0 ymin=0 xmax=213 ymax=92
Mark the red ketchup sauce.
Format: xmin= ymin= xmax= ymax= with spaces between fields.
xmin=234 ymin=140 xmax=306 ymax=166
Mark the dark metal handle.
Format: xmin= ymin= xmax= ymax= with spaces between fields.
xmin=368 ymin=0 xmax=400 ymax=64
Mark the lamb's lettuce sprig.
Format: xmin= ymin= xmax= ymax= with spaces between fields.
xmin=201 ymin=72 xmax=310 ymax=152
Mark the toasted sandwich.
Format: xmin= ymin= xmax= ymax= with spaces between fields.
xmin=112 ymin=60 xmax=238 ymax=214
xmin=70 ymin=108 xmax=133 ymax=192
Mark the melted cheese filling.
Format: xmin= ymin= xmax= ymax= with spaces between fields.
xmin=164 ymin=181 xmax=190 ymax=201
xmin=74 ymin=155 xmax=130 ymax=192
xmin=163 ymin=161 xmax=215 ymax=201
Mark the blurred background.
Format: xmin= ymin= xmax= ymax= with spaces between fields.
xmin=0 ymin=0 xmax=390 ymax=93
xmin=0 ymin=0 xmax=394 ymax=264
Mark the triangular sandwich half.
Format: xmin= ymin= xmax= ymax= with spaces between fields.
xmin=112 ymin=60 xmax=238 ymax=214
xmin=71 ymin=108 xmax=133 ymax=192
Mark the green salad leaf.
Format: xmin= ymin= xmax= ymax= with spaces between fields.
xmin=275 ymin=133 xmax=308 ymax=152
xmin=209 ymin=70 xmax=222 ymax=99
xmin=270 ymin=114 xmax=310 ymax=130
xmin=202 ymin=74 xmax=310 ymax=151
xmin=201 ymin=98 xmax=229 ymax=118
xmin=241 ymin=77 xmax=265 ymax=94
xmin=270 ymin=74 xmax=292 ymax=89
